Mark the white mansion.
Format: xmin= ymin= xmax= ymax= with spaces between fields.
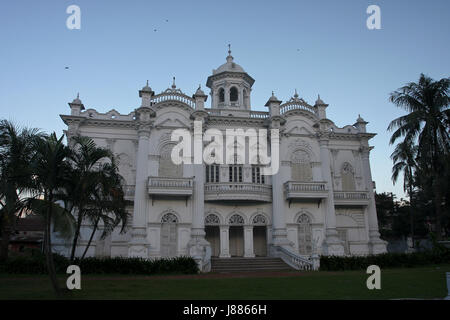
xmin=55 ymin=50 xmax=387 ymax=271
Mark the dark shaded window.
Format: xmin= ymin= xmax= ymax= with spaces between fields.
xmin=206 ymin=165 xmax=220 ymax=183
xmin=218 ymin=88 xmax=225 ymax=102
xmin=230 ymin=87 xmax=238 ymax=102
xmin=229 ymin=165 xmax=242 ymax=182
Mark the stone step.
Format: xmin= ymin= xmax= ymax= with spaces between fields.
xmin=210 ymin=257 xmax=294 ymax=273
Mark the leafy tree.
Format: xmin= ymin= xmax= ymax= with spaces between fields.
xmin=388 ymin=74 xmax=450 ymax=239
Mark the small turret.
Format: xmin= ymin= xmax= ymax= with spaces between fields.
xmin=139 ymin=80 xmax=154 ymax=107
xmin=314 ymin=94 xmax=328 ymax=119
xmin=68 ymin=93 xmax=85 ymax=116
xmin=193 ymin=85 xmax=208 ymax=110
xmin=354 ymin=114 xmax=368 ymax=133
xmin=264 ymin=91 xmax=282 ymax=116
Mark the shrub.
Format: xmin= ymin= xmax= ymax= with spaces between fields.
xmin=0 ymin=254 xmax=198 ymax=275
xmin=319 ymin=249 xmax=450 ymax=271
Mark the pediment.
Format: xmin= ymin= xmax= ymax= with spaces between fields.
xmin=155 ymin=117 xmax=190 ymax=128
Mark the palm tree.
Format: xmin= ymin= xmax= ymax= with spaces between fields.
xmin=28 ymin=133 xmax=74 ymax=296
xmin=0 ymin=120 xmax=43 ymax=261
xmin=80 ymin=161 xmax=129 ymax=259
xmin=388 ymin=74 xmax=450 ymax=239
xmin=66 ymin=136 xmax=115 ymax=261
xmin=390 ymin=139 xmax=418 ymax=246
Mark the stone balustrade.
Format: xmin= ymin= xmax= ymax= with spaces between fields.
xmin=204 ymin=182 xmax=272 ymax=202
xmin=148 ymin=177 xmax=194 ymax=196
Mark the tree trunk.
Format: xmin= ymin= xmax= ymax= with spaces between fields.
xmin=81 ymin=217 xmax=99 ymax=260
xmin=70 ymin=207 xmax=83 ymax=262
xmin=0 ymin=216 xmax=11 ymax=261
xmin=409 ymin=184 xmax=414 ymax=248
xmin=45 ymin=195 xmax=61 ymax=297
xmin=433 ymin=172 xmax=443 ymax=240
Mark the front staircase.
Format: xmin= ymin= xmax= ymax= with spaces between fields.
xmin=211 ymin=257 xmax=295 ymax=273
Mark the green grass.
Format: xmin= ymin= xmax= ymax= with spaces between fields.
xmin=0 ymin=265 xmax=449 ymax=300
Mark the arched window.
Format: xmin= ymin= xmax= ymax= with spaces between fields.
xmin=160 ymin=212 xmax=178 ymax=257
xmin=230 ymin=87 xmax=238 ymax=102
xmin=297 ymin=214 xmax=312 ymax=255
xmin=252 ymin=214 xmax=267 ymax=225
xmin=229 ymin=214 xmax=244 ymax=225
xmin=205 ymin=214 xmax=220 ymax=225
xmin=218 ymin=88 xmax=225 ymax=103
xmin=291 ymin=150 xmax=313 ymax=181
xmin=341 ymin=162 xmax=355 ymax=191
xmin=159 ymin=144 xmax=183 ymax=177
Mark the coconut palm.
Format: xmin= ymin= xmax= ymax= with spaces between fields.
xmin=388 ymin=74 xmax=450 ymax=239
xmin=0 ymin=120 xmax=44 ymax=261
xmin=27 ymin=133 xmax=75 ymax=296
xmin=391 ymin=139 xmax=418 ymax=246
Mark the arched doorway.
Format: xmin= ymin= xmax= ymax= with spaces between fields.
xmin=160 ymin=212 xmax=178 ymax=257
xmin=205 ymin=214 xmax=220 ymax=257
xmin=252 ymin=214 xmax=267 ymax=257
xmin=297 ymin=213 xmax=312 ymax=255
xmin=228 ymin=214 xmax=244 ymax=257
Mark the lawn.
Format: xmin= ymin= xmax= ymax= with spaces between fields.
xmin=0 ymin=265 xmax=449 ymax=300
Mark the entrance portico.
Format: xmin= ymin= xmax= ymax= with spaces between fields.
xmin=204 ymin=212 xmax=269 ymax=259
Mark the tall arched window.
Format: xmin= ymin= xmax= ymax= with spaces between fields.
xmin=291 ymin=150 xmax=313 ymax=181
xmin=218 ymin=88 xmax=225 ymax=103
xmin=159 ymin=144 xmax=183 ymax=177
xmin=297 ymin=214 xmax=312 ymax=255
xmin=160 ymin=212 xmax=178 ymax=257
xmin=341 ymin=162 xmax=355 ymax=190
xmin=230 ymin=87 xmax=238 ymax=102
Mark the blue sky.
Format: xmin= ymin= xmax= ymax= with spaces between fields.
xmin=1 ymin=0 xmax=449 ymax=199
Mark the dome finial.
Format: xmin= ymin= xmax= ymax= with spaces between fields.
xmin=146 ymin=80 xmax=149 ymax=87
xmin=172 ymin=76 xmax=176 ymax=89
xmin=77 ymin=92 xmax=79 ymax=99
xmin=294 ymin=89 xmax=299 ymax=98
xmin=226 ymin=44 xmax=233 ymax=63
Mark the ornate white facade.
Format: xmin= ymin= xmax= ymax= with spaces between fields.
xmin=54 ymin=50 xmax=387 ymax=271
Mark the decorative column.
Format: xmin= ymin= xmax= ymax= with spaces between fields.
xmin=128 ymin=82 xmax=155 ymax=258
xmin=319 ymin=134 xmax=345 ymax=256
xmin=264 ymin=93 xmax=290 ymax=251
xmin=128 ymin=117 xmax=152 ymax=257
xmin=244 ymin=225 xmax=255 ymax=257
xmin=360 ymin=146 xmax=387 ymax=254
xmin=224 ymin=83 xmax=230 ymax=107
xmin=219 ymin=225 xmax=230 ymax=258
xmin=187 ymin=102 xmax=211 ymax=271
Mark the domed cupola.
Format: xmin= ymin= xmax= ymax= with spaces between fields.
xmin=206 ymin=45 xmax=255 ymax=110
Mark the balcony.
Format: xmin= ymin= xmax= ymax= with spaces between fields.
xmin=333 ymin=191 xmax=369 ymax=206
xmin=284 ymin=181 xmax=328 ymax=201
xmin=204 ymin=182 xmax=272 ymax=202
xmin=147 ymin=177 xmax=194 ymax=197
